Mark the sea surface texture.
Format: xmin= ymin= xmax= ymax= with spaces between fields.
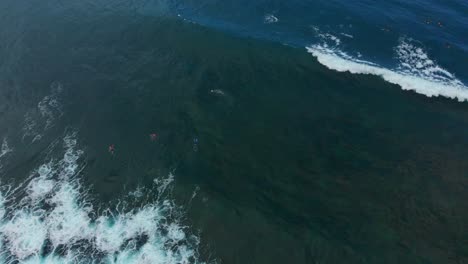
xmin=0 ymin=0 xmax=467 ymax=263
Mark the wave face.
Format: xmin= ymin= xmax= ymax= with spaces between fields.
xmin=0 ymin=133 xmax=203 ymax=264
xmin=306 ymin=33 xmax=468 ymax=101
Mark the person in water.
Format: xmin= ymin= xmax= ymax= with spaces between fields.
xmin=150 ymin=133 xmax=157 ymax=142
xmin=193 ymin=137 xmax=199 ymax=152
xmin=108 ymin=144 xmax=115 ymax=155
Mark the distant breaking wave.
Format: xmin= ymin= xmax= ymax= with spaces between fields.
xmin=307 ymin=34 xmax=468 ymax=102
xmin=0 ymin=133 xmax=204 ymax=264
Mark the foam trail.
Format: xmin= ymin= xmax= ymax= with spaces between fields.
xmin=22 ymin=82 xmax=64 ymax=143
xmin=22 ymin=112 xmax=42 ymax=143
xmin=0 ymin=139 xmax=11 ymax=159
xmin=0 ymin=138 xmax=13 ymax=173
xmin=0 ymin=134 xmax=205 ymax=264
xmin=340 ymin=33 xmax=353 ymax=39
xmin=307 ymin=37 xmax=468 ymax=102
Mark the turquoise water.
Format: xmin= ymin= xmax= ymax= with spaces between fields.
xmin=0 ymin=1 xmax=467 ymax=263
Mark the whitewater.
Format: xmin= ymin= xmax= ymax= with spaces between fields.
xmin=306 ymin=33 xmax=468 ymax=102
xmin=0 ymin=132 xmax=204 ymax=264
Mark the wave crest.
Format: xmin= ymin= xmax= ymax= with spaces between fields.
xmin=307 ymin=35 xmax=468 ymax=101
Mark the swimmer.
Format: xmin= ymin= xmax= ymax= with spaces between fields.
xmin=193 ymin=137 xmax=199 ymax=152
xmin=150 ymin=133 xmax=158 ymax=141
xmin=108 ymin=144 xmax=115 ymax=155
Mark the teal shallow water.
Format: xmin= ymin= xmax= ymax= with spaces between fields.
xmin=0 ymin=5 xmax=467 ymax=264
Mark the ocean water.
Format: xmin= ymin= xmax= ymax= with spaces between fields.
xmin=0 ymin=0 xmax=467 ymax=264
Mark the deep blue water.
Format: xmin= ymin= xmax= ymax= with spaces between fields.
xmin=176 ymin=0 xmax=468 ymax=96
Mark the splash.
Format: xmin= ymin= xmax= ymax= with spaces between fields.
xmin=0 ymin=134 xmax=204 ymax=264
xmin=307 ymin=34 xmax=468 ymax=101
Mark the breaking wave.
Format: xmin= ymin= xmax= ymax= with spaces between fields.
xmin=307 ymin=33 xmax=468 ymax=101
xmin=0 ymin=133 xmax=204 ymax=264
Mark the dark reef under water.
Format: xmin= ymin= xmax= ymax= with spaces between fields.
xmin=0 ymin=5 xmax=467 ymax=263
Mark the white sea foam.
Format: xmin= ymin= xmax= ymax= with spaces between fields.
xmin=27 ymin=176 xmax=55 ymax=202
xmin=0 ymin=134 xmax=204 ymax=263
xmin=0 ymin=138 xmax=13 ymax=171
xmin=264 ymin=14 xmax=278 ymax=24
xmin=154 ymin=173 xmax=174 ymax=198
xmin=22 ymin=82 xmax=64 ymax=143
xmin=307 ymin=35 xmax=468 ymax=101
xmin=22 ymin=112 xmax=42 ymax=143
xmin=340 ymin=33 xmax=354 ymax=39
xmin=0 ymin=139 xmax=12 ymax=160
xmin=1 ymin=210 xmax=48 ymax=260
xmin=317 ymin=33 xmax=341 ymax=46
xmin=38 ymin=92 xmax=63 ymax=131
xmin=190 ymin=186 xmax=200 ymax=203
